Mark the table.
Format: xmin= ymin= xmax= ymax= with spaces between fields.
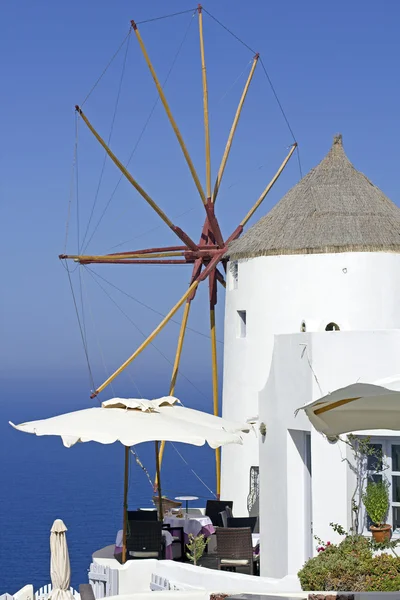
xmin=115 ymin=528 xmax=174 ymax=560
xmin=175 ymin=495 xmax=199 ymax=515
xmin=163 ymin=515 xmax=214 ymax=539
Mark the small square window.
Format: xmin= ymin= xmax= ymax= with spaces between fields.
xmin=237 ymin=310 xmax=246 ymax=338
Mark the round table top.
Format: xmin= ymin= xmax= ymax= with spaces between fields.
xmin=175 ymin=495 xmax=199 ymax=501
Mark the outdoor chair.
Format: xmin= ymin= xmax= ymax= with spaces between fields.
xmin=216 ymin=527 xmax=256 ymax=575
xmin=126 ymin=520 xmax=163 ymax=559
xmin=227 ymin=516 xmax=257 ymax=533
xmin=218 ymin=510 xmax=228 ymax=528
xmin=128 ymin=509 xmax=158 ymax=521
xmin=206 ymin=500 xmax=233 ymax=527
xmin=162 ymin=523 xmax=185 ymax=560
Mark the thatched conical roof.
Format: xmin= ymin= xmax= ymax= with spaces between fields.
xmin=227 ymin=135 xmax=400 ymax=259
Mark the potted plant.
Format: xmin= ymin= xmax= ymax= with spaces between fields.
xmin=362 ymin=479 xmax=391 ymax=542
xmin=186 ymin=533 xmax=209 ymax=565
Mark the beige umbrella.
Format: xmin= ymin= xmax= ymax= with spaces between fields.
xmin=296 ymin=376 xmax=400 ymax=437
xmin=49 ymin=519 xmax=73 ymax=600
xmin=11 ymin=396 xmax=250 ymax=563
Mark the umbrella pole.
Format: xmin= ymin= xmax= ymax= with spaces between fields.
xmin=155 ymin=440 xmax=163 ymax=521
xmin=122 ymin=446 xmax=130 ymax=564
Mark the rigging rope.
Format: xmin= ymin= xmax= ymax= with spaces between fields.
xmin=78 ymin=266 xmax=88 ymax=353
xmin=82 ymin=10 xmax=196 ymax=254
xmin=203 ymin=8 xmax=257 ymax=54
xmin=170 ymin=442 xmax=217 ymax=498
xmin=130 ymin=447 xmax=154 ymax=490
xmin=136 ymin=8 xmax=197 ymax=25
xmin=107 ymin=206 xmax=197 ymax=252
xmin=85 ymin=266 xmax=224 ymax=344
xmin=64 ymin=263 xmax=96 ymax=392
xmin=80 ymin=266 xmax=117 ymax=399
xmin=84 ymin=266 xmax=213 ymax=404
xmin=259 ymin=58 xmax=303 ymax=178
xmin=81 ymin=29 xmax=132 ymax=108
xmin=80 ymin=32 xmax=131 ymax=254
xmin=203 ymin=8 xmax=303 ymax=180
xmin=64 ymin=113 xmax=79 ymax=254
xmin=218 ymin=59 xmax=252 ymax=103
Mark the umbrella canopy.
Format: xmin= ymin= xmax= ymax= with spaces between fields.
xmin=296 ymin=376 xmax=400 ymax=437
xmin=49 ymin=519 xmax=73 ymax=600
xmin=10 ymin=396 xmax=250 ymax=448
xmin=10 ymin=396 xmax=250 ymax=563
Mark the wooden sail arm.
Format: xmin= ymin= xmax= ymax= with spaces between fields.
xmin=198 ymin=5 xmax=211 ymax=200
xmin=240 ymin=143 xmax=297 ymax=227
xmin=212 ymin=53 xmax=259 ymax=204
xmin=131 ymin=21 xmax=207 ymax=207
xmin=155 ymin=257 xmax=203 ymax=483
xmin=222 ymin=145 xmax=297 ymax=250
xmin=90 ymin=250 xmax=224 ymax=398
xmin=209 ymin=271 xmax=221 ymax=497
xmin=60 ymin=251 xmax=187 ymax=262
xmin=204 ymin=200 xmax=224 ymax=248
xmin=59 ymin=246 xmax=224 ymax=265
xmin=215 ymin=268 xmax=226 ymax=287
xmin=75 ymin=106 xmax=198 ymax=251
xmin=64 ymin=259 xmax=193 ymax=265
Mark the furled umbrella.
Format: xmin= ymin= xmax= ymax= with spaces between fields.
xmin=49 ymin=519 xmax=73 ymax=600
xmin=10 ymin=396 xmax=250 ymax=563
xmin=296 ymin=376 xmax=400 ymax=438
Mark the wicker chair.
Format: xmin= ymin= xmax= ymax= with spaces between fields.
xmin=216 ymin=527 xmax=255 ymax=575
xmin=206 ymin=500 xmax=233 ymax=527
xmin=227 ymin=516 xmax=257 ymax=533
xmin=126 ymin=520 xmax=163 ymax=559
xmin=152 ymin=496 xmax=182 ymax=513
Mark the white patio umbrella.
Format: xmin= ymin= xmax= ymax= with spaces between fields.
xmin=296 ymin=376 xmax=400 ymax=438
xmin=10 ymin=396 xmax=250 ymax=562
xmin=49 ymin=519 xmax=73 ymax=600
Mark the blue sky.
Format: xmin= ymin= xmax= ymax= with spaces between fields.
xmin=1 ymin=0 xmax=399 ymax=401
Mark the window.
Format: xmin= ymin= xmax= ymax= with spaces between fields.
xmin=325 ymin=322 xmax=340 ymax=331
xmin=237 ymin=310 xmax=246 ymax=338
xmin=363 ymin=438 xmax=400 ymax=534
xmin=229 ymin=261 xmax=238 ymax=290
xmin=300 ymin=321 xmax=307 ymax=332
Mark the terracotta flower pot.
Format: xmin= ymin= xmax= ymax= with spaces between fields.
xmin=370 ymin=524 xmax=392 ymax=543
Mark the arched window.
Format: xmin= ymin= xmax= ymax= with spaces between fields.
xmin=300 ymin=321 xmax=306 ymax=332
xmin=325 ymin=322 xmax=340 ymax=331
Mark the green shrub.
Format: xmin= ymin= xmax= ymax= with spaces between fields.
xmin=298 ymin=535 xmax=400 ymax=591
xmin=362 ymin=480 xmax=389 ymax=526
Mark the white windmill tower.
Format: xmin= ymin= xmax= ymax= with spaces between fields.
xmin=221 ymin=134 xmax=400 ymax=521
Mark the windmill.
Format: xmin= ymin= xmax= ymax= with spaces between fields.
xmin=60 ymin=6 xmax=297 ymax=497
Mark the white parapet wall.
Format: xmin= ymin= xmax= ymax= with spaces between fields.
xmin=92 ymin=557 xmax=301 ymax=597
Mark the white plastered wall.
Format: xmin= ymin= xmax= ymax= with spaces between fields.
xmin=221 ymin=252 xmax=400 ymax=515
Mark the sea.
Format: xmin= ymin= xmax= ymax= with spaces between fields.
xmin=0 ymin=379 xmax=216 ymax=594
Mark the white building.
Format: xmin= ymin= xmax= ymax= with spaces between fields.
xmin=221 ymin=134 xmax=400 ymax=577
